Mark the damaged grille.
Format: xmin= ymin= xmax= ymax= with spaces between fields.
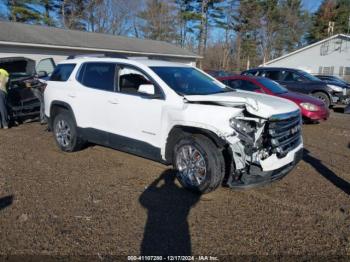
xmin=267 ymin=110 xmax=302 ymax=158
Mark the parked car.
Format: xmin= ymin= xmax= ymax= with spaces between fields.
xmin=44 ymin=56 xmax=303 ymax=193
xmin=242 ymin=67 xmax=350 ymax=108
xmin=218 ymin=75 xmax=329 ymax=122
xmin=314 ymin=74 xmax=350 ymax=105
xmin=204 ymin=69 xmax=233 ymax=78
xmin=0 ymin=57 xmax=55 ymax=122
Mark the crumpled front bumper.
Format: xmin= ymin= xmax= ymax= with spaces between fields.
xmin=227 ymin=147 xmax=304 ymax=189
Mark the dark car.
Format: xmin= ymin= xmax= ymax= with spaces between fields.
xmin=241 ymin=67 xmax=350 ymax=108
xmin=0 ymin=57 xmax=55 ymax=122
xmin=314 ymin=75 xmax=350 ymax=105
xmin=218 ymin=75 xmax=329 ymax=122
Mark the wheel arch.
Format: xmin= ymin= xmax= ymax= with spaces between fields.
xmin=49 ymin=101 xmax=77 ymax=130
xmin=164 ymin=125 xmax=229 ymax=164
xmin=311 ymin=90 xmax=333 ymax=105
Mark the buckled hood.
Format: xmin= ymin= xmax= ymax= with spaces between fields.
xmin=184 ymin=90 xmax=299 ymax=119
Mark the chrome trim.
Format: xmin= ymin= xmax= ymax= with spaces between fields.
xmin=269 ymin=110 xmax=301 ymax=121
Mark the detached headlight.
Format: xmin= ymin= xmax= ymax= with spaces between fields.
xmin=300 ymin=102 xmax=319 ymax=112
xmin=327 ymin=84 xmax=344 ymax=92
xmin=230 ymin=118 xmax=256 ymax=135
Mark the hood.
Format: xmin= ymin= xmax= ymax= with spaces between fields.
xmin=184 ymin=91 xmax=299 ymax=119
xmin=0 ymin=57 xmax=36 ymax=76
xmin=279 ymin=91 xmax=325 ymax=106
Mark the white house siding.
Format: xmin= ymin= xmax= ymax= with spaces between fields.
xmin=264 ymin=35 xmax=350 ymax=79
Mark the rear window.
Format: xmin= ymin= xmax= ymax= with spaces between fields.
xmin=50 ymin=64 xmax=76 ymax=81
xmin=79 ymin=62 xmax=116 ymax=92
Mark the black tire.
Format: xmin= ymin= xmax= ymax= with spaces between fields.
xmin=313 ymin=92 xmax=330 ymax=108
xmin=52 ymin=111 xmax=85 ymax=152
xmin=173 ymin=134 xmax=225 ymax=194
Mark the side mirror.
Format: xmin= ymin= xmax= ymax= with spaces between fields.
xmin=138 ymin=84 xmax=155 ymax=96
xmin=37 ymin=71 xmax=48 ymax=78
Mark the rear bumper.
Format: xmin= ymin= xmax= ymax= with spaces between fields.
xmin=227 ymin=147 xmax=303 ymax=189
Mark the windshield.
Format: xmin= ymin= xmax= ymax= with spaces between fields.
xmin=257 ymin=78 xmax=288 ymax=94
xmin=150 ymin=66 xmax=232 ymax=95
xmin=297 ymin=70 xmax=321 ymax=82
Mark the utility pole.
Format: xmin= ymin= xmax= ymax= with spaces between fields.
xmin=347 ymin=15 xmax=350 ymax=35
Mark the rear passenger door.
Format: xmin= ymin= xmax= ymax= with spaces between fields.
xmin=74 ymin=62 xmax=117 ymax=136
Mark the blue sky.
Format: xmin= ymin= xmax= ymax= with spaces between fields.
xmin=302 ymin=0 xmax=322 ymax=12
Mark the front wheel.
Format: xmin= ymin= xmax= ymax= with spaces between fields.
xmin=313 ymin=92 xmax=330 ymax=108
xmin=173 ymin=134 xmax=225 ymax=194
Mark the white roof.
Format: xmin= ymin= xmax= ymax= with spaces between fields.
xmin=263 ymin=34 xmax=350 ymax=66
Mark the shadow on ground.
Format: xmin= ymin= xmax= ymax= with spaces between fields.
xmin=139 ymin=170 xmax=201 ymax=256
xmin=0 ymin=195 xmax=14 ymax=211
xmin=303 ymin=149 xmax=350 ymax=196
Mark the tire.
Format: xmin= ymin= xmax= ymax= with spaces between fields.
xmin=173 ymin=134 xmax=225 ymax=194
xmin=313 ymin=92 xmax=330 ymax=108
xmin=52 ymin=111 xmax=85 ymax=152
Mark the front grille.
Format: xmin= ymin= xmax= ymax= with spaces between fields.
xmin=267 ymin=110 xmax=302 ymax=158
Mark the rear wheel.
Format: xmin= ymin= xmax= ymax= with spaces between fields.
xmin=53 ymin=111 xmax=85 ymax=152
xmin=173 ymin=134 xmax=225 ymax=194
xmin=313 ymin=92 xmax=330 ymax=108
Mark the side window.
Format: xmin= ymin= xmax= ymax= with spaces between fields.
xmin=226 ymin=79 xmax=242 ymax=89
xmin=81 ymin=62 xmax=116 ymax=92
xmin=244 ymin=70 xmax=257 ymax=76
xmin=36 ymin=58 xmax=56 ymax=75
xmin=117 ymin=65 xmax=157 ymax=96
xmin=240 ymin=80 xmax=261 ymax=91
xmin=50 ymin=64 xmax=76 ymax=81
xmin=265 ymin=70 xmax=280 ymax=80
xmin=281 ymin=71 xmax=302 ymax=82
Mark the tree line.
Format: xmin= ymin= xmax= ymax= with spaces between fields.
xmin=2 ymin=0 xmax=350 ymax=70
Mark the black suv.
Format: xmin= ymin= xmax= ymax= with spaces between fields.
xmin=241 ymin=67 xmax=348 ymax=108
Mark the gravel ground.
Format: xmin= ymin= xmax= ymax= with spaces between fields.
xmin=0 ymin=112 xmax=349 ymax=260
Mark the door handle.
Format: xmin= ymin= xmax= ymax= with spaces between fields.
xmin=68 ymin=94 xmax=76 ymax=98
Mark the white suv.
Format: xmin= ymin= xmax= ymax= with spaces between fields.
xmin=44 ymin=56 xmax=303 ymax=193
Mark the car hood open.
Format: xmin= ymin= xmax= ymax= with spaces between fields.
xmin=184 ymin=91 xmax=299 ymax=119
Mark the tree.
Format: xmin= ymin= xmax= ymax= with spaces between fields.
xmin=308 ymin=0 xmax=350 ymax=43
xmin=7 ymin=0 xmax=42 ymax=23
xmin=138 ymin=0 xmax=177 ymax=42
xmin=57 ymin=0 xmax=88 ymax=30
xmin=39 ymin=0 xmax=59 ymax=26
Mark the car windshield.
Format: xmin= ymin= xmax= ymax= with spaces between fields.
xmin=150 ymin=66 xmax=233 ymax=95
xmin=256 ymin=78 xmax=288 ymax=94
xmin=297 ymin=70 xmax=321 ymax=81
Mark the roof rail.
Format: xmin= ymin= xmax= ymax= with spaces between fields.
xmin=67 ymin=53 xmax=128 ymax=59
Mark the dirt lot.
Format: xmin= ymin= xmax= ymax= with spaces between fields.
xmin=0 ymin=112 xmax=349 ymax=260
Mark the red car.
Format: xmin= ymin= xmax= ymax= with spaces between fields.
xmin=218 ymin=75 xmax=329 ymax=122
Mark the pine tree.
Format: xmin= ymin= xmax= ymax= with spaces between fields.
xmin=308 ymin=0 xmax=350 ymax=43
xmin=7 ymin=0 xmax=42 ymax=23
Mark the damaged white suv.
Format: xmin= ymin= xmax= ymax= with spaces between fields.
xmin=44 ymin=56 xmax=303 ymax=193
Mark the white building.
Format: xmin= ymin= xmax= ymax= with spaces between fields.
xmin=0 ymin=21 xmax=200 ymax=73
xmin=263 ymin=34 xmax=350 ymax=80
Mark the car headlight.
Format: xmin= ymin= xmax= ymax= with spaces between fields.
xmin=327 ymin=84 xmax=344 ymax=92
xmin=300 ymin=102 xmax=319 ymax=112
